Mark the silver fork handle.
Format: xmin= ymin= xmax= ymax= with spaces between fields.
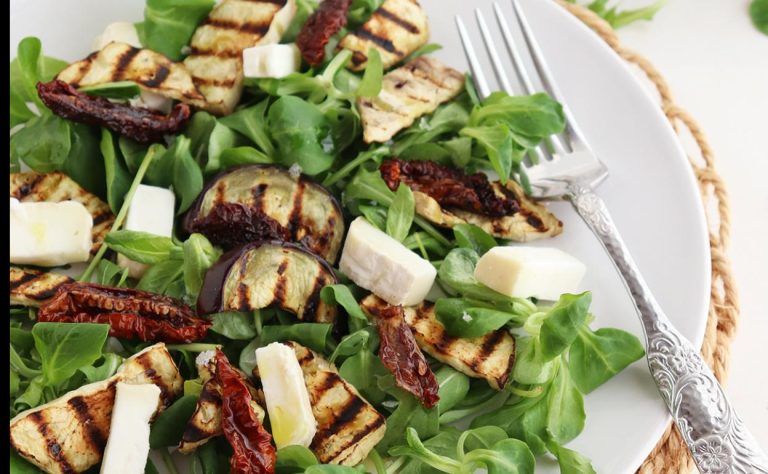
xmin=566 ymin=183 xmax=768 ymax=474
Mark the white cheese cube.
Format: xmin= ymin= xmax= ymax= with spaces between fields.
xmin=116 ymin=185 xmax=175 ymax=279
xmin=10 ymin=198 xmax=93 ymax=267
xmin=339 ymin=217 xmax=437 ymax=306
xmin=243 ymin=43 xmax=302 ymax=79
xmin=255 ymin=342 xmax=316 ymax=449
xmin=99 ymin=383 xmax=161 ymax=474
xmin=474 ymin=246 xmax=587 ymax=301
xmin=92 ymin=22 xmax=141 ymax=51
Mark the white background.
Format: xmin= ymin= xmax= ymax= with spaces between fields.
xmin=618 ymin=0 xmax=768 ymax=452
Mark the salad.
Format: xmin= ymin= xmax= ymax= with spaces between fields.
xmin=9 ymin=0 xmax=646 ymax=473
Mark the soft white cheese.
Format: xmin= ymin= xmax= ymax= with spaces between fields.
xmin=116 ymin=185 xmax=175 ymax=278
xmin=474 ymin=246 xmax=587 ymax=301
xmin=255 ymin=342 xmax=316 ymax=449
xmin=339 ymin=217 xmax=437 ymax=306
xmin=10 ymin=198 xmax=93 ymax=267
xmin=259 ymin=0 xmax=298 ymax=45
xmin=99 ymin=383 xmax=160 ymax=474
xmin=92 ymin=22 xmax=141 ymax=51
xmin=243 ymin=43 xmax=302 ymax=79
xmin=130 ymin=90 xmax=173 ymax=113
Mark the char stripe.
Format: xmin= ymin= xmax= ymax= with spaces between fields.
xmin=142 ymin=65 xmax=171 ymax=88
xmin=237 ymin=281 xmax=251 ymax=311
xmin=188 ymin=46 xmax=242 ymax=59
xmin=376 ymin=7 xmax=420 ymax=34
xmin=311 ymin=395 xmax=366 ymax=453
xmin=26 ymin=285 xmax=64 ymax=302
xmin=12 ymin=173 xmax=46 ymax=199
xmin=113 ymin=46 xmax=141 ymax=82
xmin=182 ymin=423 xmax=213 ymax=443
xmin=288 ymin=180 xmax=305 ymax=240
xmin=68 ymin=396 xmax=108 ymax=453
xmin=354 ymin=28 xmax=401 ymax=55
xmin=135 ymin=353 xmax=170 ymax=402
xmin=204 ymin=17 xmax=271 ymax=36
xmin=350 ymin=51 xmax=368 ymax=66
xmin=92 ymin=211 xmax=114 ymax=226
xmin=272 ymin=259 xmax=289 ymax=311
xmin=30 ymin=411 xmax=76 ymax=474
xmin=192 ymin=76 xmax=238 ymax=87
xmin=333 ymin=415 xmax=386 ymax=464
xmin=9 ymin=269 xmax=39 ymax=290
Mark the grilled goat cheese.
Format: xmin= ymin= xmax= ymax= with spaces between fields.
xmin=56 ymin=42 xmax=204 ymax=104
xmin=339 ymin=0 xmax=429 ymax=71
xmin=10 ymin=266 xmax=73 ymax=307
xmin=361 ymin=295 xmax=515 ymax=390
xmin=9 ymin=344 xmax=182 ymax=474
xmin=184 ymin=0 xmax=297 ymax=115
xmin=10 ymin=172 xmax=115 ymax=255
xmin=357 ymin=56 xmax=464 ymax=143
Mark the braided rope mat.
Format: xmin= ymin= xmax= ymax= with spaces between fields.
xmin=555 ymin=2 xmax=740 ymax=473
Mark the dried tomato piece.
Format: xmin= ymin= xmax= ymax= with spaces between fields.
xmin=36 ymin=80 xmax=190 ymax=143
xmin=296 ymin=0 xmax=353 ymax=66
xmin=37 ymin=283 xmax=211 ymax=343
xmin=215 ymin=350 xmax=276 ymax=474
xmin=369 ymin=302 xmax=440 ymax=408
xmin=380 ymin=158 xmax=520 ymax=218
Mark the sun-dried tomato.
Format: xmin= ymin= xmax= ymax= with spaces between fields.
xmin=36 ymin=80 xmax=190 ymax=143
xmin=37 ymin=283 xmax=211 ymax=343
xmin=370 ymin=302 xmax=440 ymax=408
xmin=184 ymin=202 xmax=290 ymax=250
xmin=215 ymin=350 xmax=276 ymax=474
xmin=296 ymin=0 xmax=353 ymax=66
xmin=380 ymin=158 xmax=521 ymax=218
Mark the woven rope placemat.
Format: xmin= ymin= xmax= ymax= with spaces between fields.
xmin=555 ymin=2 xmax=740 ymax=473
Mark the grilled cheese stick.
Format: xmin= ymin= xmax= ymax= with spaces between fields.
xmin=10 ymin=266 xmax=73 ymax=307
xmin=10 ymin=172 xmax=114 ymax=255
xmin=56 ymin=42 xmax=204 ymax=104
xmin=184 ymin=0 xmax=297 ymax=115
xmin=255 ymin=342 xmax=386 ymax=466
xmin=357 ymin=56 xmax=464 ymax=143
xmin=9 ymin=344 xmax=182 ymax=474
xmin=361 ymin=295 xmax=516 ymax=390
xmin=339 ymin=0 xmax=429 ymax=71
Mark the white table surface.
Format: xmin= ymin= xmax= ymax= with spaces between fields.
xmin=617 ymin=0 xmax=768 ymax=455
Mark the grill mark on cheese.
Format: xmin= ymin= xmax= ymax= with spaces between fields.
xmin=203 ymin=17 xmax=271 ymax=36
xmin=68 ymin=396 xmax=108 ymax=453
xmin=113 ymin=46 xmax=141 ymax=81
xmin=354 ymin=28 xmax=401 ymax=54
xmin=136 ymin=354 xmax=171 ymax=404
xmin=376 ymin=7 xmax=420 ymax=34
xmin=11 ymin=172 xmax=45 ymax=199
xmin=9 ymin=269 xmax=38 ymax=290
xmin=92 ymin=210 xmax=114 ymax=226
xmin=188 ymin=46 xmax=243 ymax=59
xmin=333 ymin=415 xmax=386 ymax=464
xmin=142 ymin=65 xmax=171 ymax=88
xmin=31 ymin=411 xmax=76 ymax=474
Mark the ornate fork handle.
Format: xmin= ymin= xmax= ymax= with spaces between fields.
xmin=566 ymin=183 xmax=768 ymax=474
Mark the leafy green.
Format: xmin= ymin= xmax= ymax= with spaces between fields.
xmin=183 ymin=233 xmax=221 ymax=299
xmin=545 ymin=360 xmax=584 ymax=444
xmin=281 ymin=0 xmax=318 ymax=43
xmin=94 ymin=260 xmax=130 ymax=287
xmin=376 ymin=376 xmax=439 ymax=452
xmin=10 ymin=36 xmax=67 ymax=122
xmin=751 ymin=0 xmax=768 ymax=34
xmin=386 ymin=183 xmax=415 ymax=242
xmin=105 ymin=230 xmax=179 ymax=264
xmin=11 ymin=113 xmax=71 ymax=172
xmin=437 ymin=248 xmax=512 ymax=302
xmin=219 ymin=100 xmax=275 ymax=157
xmin=260 ymin=323 xmax=334 ymax=353
xmin=32 ymin=323 xmax=110 ymax=386
xmin=339 ymin=346 xmax=388 ymax=405
xmin=79 ymin=81 xmax=141 ymax=100
xmin=10 ymin=449 xmax=42 ymax=474
xmin=276 ymin=445 xmax=319 ymax=473
xmin=138 ymin=0 xmax=215 ymax=60
xmin=79 ymin=353 xmax=122 ymax=383
xmin=356 ymin=48 xmax=383 ymax=97
xmin=567 ymin=0 xmax=667 ymax=29
xmin=434 ymin=366 xmax=470 ymax=414
xmin=538 ymin=292 xmax=592 ymax=359
xmin=452 ymin=224 xmax=497 ymax=255
xmin=209 ymin=312 xmax=257 ymax=340
xmin=548 ymin=441 xmax=597 ymax=474
xmin=319 ymin=284 xmax=369 ymax=322
xmin=568 ymin=326 xmax=645 ymax=394
xmin=435 ymin=298 xmax=526 ymax=338
xmin=100 ymin=129 xmax=132 ymax=213
xmin=328 ymin=329 xmax=370 ymax=363
xmin=149 ymin=394 xmax=199 ymax=448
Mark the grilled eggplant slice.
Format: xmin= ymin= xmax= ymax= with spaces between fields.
xmin=184 ymin=0 xmax=297 ymax=115
xmin=9 ymin=344 xmax=182 ymax=474
xmin=198 ymin=241 xmax=337 ymax=322
xmin=339 ymin=0 xmax=429 ymax=71
xmin=361 ymin=295 xmax=515 ymax=390
xmin=178 ymin=354 xmax=265 ymax=454
xmin=254 ymin=341 xmax=386 ymax=465
xmin=56 ymin=42 xmax=204 ymax=104
xmin=10 ymin=266 xmax=73 ymax=307
xmin=184 ymin=165 xmax=345 ymax=262
xmin=357 ymin=56 xmax=464 ymax=143
xmin=10 ymin=171 xmax=115 ymax=255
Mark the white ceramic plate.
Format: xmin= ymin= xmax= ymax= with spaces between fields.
xmin=9 ymin=0 xmax=711 ymax=472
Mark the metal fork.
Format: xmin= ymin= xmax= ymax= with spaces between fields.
xmin=456 ymin=2 xmax=768 ymax=472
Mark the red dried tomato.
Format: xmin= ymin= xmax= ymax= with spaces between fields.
xmin=296 ymin=0 xmax=353 ymax=66
xmin=215 ymin=350 xmax=276 ymax=474
xmin=37 ymin=283 xmax=210 ymax=343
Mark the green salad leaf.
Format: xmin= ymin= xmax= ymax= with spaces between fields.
xmin=33 ymin=323 xmax=110 ymax=386
xmin=751 ymin=0 xmax=768 ymax=35
xmin=138 ymin=0 xmax=215 ymax=60
xmin=79 ymin=81 xmax=141 ymax=100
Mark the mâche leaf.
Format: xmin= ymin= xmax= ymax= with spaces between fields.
xmin=138 ymin=0 xmax=215 ymax=61
xmin=32 ymin=323 xmax=110 ymax=386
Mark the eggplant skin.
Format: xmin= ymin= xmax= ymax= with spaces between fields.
xmin=198 ymin=241 xmax=338 ymax=323
xmin=184 ymin=165 xmax=345 ymax=263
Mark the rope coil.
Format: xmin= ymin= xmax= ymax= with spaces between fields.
xmin=557 ymin=2 xmax=739 ymax=472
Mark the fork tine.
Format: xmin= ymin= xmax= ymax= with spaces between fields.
xmin=474 ymin=9 xmax=514 ymax=95
xmin=510 ymin=0 xmax=588 ymax=148
xmin=492 ymin=2 xmax=535 ymax=96
xmin=456 ymin=16 xmax=491 ymax=100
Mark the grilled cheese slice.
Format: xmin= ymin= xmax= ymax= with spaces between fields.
xmin=361 ymin=295 xmax=516 ymax=390
xmin=56 ymin=42 xmax=204 ymax=104
xmin=9 ymin=344 xmax=183 ymax=474
xmin=10 ymin=172 xmax=114 ymax=255
xmin=255 ymin=342 xmax=386 ymax=466
xmin=339 ymin=0 xmax=429 ymax=71
xmin=184 ymin=0 xmax=297 ymax=115
xmin=10 ymin=266 xmax=73 ymax=307
xmin=357 ymin=56 xmax=464 ymax=143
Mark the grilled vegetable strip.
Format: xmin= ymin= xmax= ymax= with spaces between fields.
xmin=215 ymin=350 xmax=276 ymax=474
xmin=10 ymin=266 xmax=73 ymax=307
xmin=56 ymin=42 xmax=205 ymax=103
xmin=364 ymin=300 xmax=440 ymax=408
xmin=339 ymin=0 xmax=430 ymax=71
xmin=381 ymin=158 xmax=563 ymax=242
xmin=296 ymin=0 xmax=353 ymax=66
xmin=38 ymin=283 xmax=211 ymax=343
xmin=37 ymin=80 xmax=191 ymax=143
xmin=9 ymin=344 xmax=182 ymax=474
xmin=10 ymin=171 xmax=115 ymax=255
xmin=357 ymin=56 xmax=464 ymax=143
